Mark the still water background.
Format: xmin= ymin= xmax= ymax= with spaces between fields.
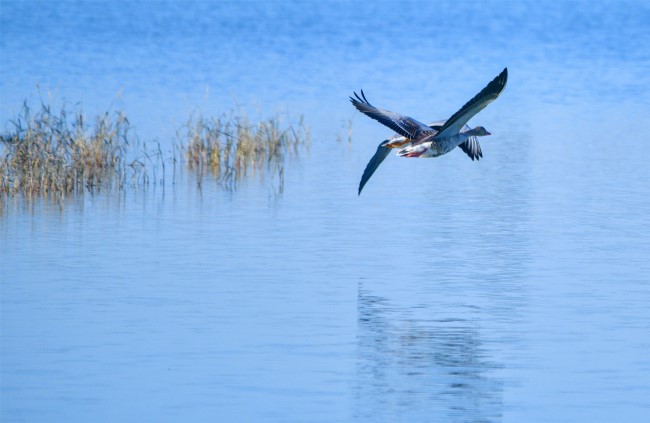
xmin=2 ymin=1 xmax=650 ymax=421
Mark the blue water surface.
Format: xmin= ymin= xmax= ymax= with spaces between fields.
xmin=2 ymin=1 xmax=650 ymax=422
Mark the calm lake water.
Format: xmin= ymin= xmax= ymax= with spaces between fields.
xmin=2 ymin=1 xmax=650 ymax=422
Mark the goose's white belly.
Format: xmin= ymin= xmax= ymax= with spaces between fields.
xmin=397 ymin=133 xmax=469 ymax=158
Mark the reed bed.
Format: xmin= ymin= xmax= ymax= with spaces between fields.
xmin=180 ymin=112 xmax=309 ymax=188
xmin=0 ymin=102 xmax=139 ymax=196
xmin=1 ymin=101 xmax=310 ymax=197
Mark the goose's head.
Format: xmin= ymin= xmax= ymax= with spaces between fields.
xmin=472 ymin=126 xmax=491 ymax=136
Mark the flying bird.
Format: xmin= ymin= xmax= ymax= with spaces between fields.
xmin=351 ymin=68 xmax=508 ymax=195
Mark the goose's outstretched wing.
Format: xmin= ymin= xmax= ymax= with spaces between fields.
xmin=458 ymin=136 xmax=483 ymax=161
xmin=350 ymin=90 xmax=433 ymax=140
xmin=455 ymin=123 xmax=482 ymax=161
xmin=358 ymin=139 xmax=392 ymax=195
xmin=435 ymin=68 xmax=508 ymax=139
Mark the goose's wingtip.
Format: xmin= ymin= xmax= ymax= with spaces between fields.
xmin=358 ymin=180 xmax=368 ymax=195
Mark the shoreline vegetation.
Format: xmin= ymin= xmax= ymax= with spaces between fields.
xmin=0 ymin=102 xmax=309 ymax=197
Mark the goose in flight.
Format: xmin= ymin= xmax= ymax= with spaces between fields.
xmin=351 ymin=67 xmax=508 ymax=195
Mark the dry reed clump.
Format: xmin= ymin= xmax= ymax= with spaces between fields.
xmin=1 ymin=101 xmax=311 ymax=197
xmin=181 ymin=112 xmax=309 ymax=185
xmin=0 ymin=102 xmax=137 ymax=196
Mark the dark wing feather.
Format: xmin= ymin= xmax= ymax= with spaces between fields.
xmin=436 ymin=68 xmax=508 ymax=138
xmin=350 ymin=90 xmax=433 ymax=140
xmin=358 ymin=139 xmax=392 ymax=195
xmin=457 ymin=136 xmax=483 ymax=161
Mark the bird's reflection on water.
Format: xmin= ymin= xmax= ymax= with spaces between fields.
xmin=355 ymin=286 xmax=502 ymax=422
